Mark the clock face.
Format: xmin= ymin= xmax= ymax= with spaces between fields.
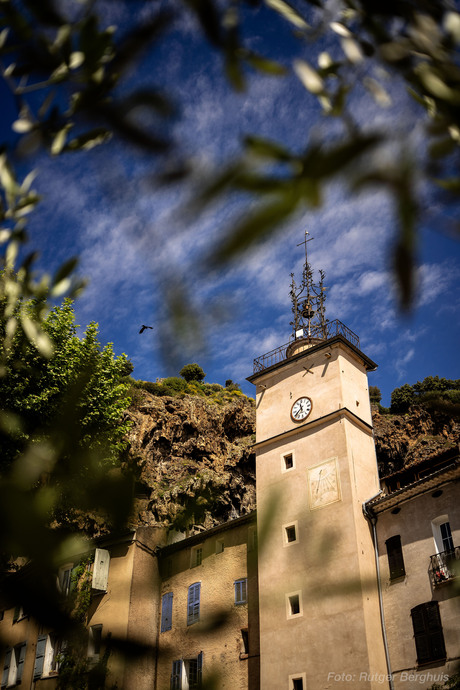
xmin=291 ymin=396 xmax=312 ymax=422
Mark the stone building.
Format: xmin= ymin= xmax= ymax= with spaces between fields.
xmin=365 ymin=451 xmax=460 ymax=689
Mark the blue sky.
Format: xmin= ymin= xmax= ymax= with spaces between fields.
xmin=1 ymin=1 xmax=459 ymax=406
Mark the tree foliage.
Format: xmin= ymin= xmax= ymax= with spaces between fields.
xmin=390 ymin=376 xmax=460 ymax=413
xmin=179 ymin=363 xmax=206 ymax=382
xmin=0 ymin=298 xmax=132 ymax=471
xmin=369 ymin=385 xmax=381 ymax=403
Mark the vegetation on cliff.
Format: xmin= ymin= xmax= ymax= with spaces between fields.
xmin=129 ymin=366 xmax=249 ymax=407
xmin=389 ymin=376 xmax=460 ymax=414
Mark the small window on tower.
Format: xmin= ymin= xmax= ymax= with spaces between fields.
xmin=281 ymin=451 xmax=295 ymax=473
xmin=286 ymin=591 xmax=302 ymax=618
xmin=289 ymin=674 xmax=307 ymax=690
xmin=283 ymin=521 xmax=299 ymax=546
xmin=286 ymin=526 xmax=296 ymax=542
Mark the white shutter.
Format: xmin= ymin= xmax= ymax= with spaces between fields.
xmin=92 ymin=548 xmax=110 ymax=591
xmin=2 ymin=648 xmax=12 ymax=688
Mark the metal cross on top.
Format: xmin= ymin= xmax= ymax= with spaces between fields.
xmin=290 ymin=230 xmax=328 ymax=341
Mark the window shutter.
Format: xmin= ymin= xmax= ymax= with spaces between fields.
xmin=411 ymin=602 xmax=446 ymax=665
xmin=197 ymin=652 xmax=203 ymax=688
xmin=92 ymin=548 xmax=110 ymax=591
xmin=171 ymin=660 xmax=182 ymax=690
xmin=386 ymin=535 xmax=405 ymax=580
xmin=34 ymin=635 xmax=48 ymax=679
xmin=425 ymin=602 xmax=446 ymax=661
xmin=16 ymin=644 xmax=26 ymax=682
xmin=2 ymin=648 xmax=12 ymax=688
xmin=187 ymin=583 xmax=201 ymax=625
xmin=161 ymin=592 xmax=173 ymax=633
xmin=69 ymin=565 xmax=79 ymax=594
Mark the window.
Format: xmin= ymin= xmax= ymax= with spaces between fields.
xmin=171 ymin=653 xmax=203 ymax=689
xmin=58 ymin=564 xmax=74 ymax=597
xmin=215 ymin=539 xmax=224 ymax=554
xmin=191 ymin=546 xmax=202 ymax=568
xmin=281 ymin=451 xmax=295 ymax=472
xmin=88 ymin=625 xmax=103 ymax=658
xmin=385 ymin=535 xmax=405 ymax=580
xmin=286 ymin=591 xmax=303 ymax=619
xmin=2 ymin=643 xmax=26 ymax=687
xmin=289 ymin=594 xmax=300 ymax=615
xmin=234 ymin=578 xmax=247 ymax=605
xmin=283 ymin=521 xmax=298 ymax=546
xmin=286 ymin=526 xmax=296 ymax=542
xmin=187 ymin=583 xmax=201 ymax=626
xmin=431 ymin=515 xmax=454 ymax=555
xmin=34 ymin=634 xmax=65 ymax=679
xmin=240 ymin=628 xmax=249 ymax=657
xmin=289 ymin=674 xmax=306 ymax=690
xmin=161 ymin=592 xmax=173 ymax=633
xmin=12 ymin=605 xmax=26 ymax=623
xmin=411 ymin=602 xmax=446 ymax=665
xmin=440 ymin=523 xmax=454 ymax=552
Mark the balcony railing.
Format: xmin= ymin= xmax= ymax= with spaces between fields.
xmin=253 ymin=319 xmax=360 ymax=374
xmin=430 ymin=547 xmax=460 ymax=586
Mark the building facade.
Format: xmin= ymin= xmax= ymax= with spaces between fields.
xmin=366 ymin=454 xmax=460 ymax=689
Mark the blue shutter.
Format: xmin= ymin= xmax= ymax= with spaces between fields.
xmin=171 ymin=660 xmax=182 ymax=690
xmin=187 ymin=583 xmax=201 ymax=625
xmin=16 ymin=644 xmax=26 ymax=682
xmin=2 ymin=649 xmax=12 ymax=688
xmin=197 ymin=652 xmax=203 ymax=688
xmin=161 ymin=592 xmax=173 ymax=633
xmin=34 ymin=636 xmax=48 ymax=679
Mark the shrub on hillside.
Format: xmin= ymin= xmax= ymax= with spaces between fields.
xmin=179 ymin=363 xmax=206 ymax=382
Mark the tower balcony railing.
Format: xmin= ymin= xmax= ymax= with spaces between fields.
xmin=430 ymin=547 xmax=460 ymax=586
xmin=253 ymin=319 xmax=360 ymax=374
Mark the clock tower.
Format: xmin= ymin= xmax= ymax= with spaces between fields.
xmin=248 ymin=233 xmax=388 ymax=690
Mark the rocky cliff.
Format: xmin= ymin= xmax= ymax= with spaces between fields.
xmin=372 ymin=403 xmax=460 ymax=477
xmin=125 ymin=391 xmax=256 ymax=531
xmin=124 ymin=391 xmax=459 ymax=530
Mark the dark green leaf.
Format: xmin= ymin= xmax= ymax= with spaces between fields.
xmin=244 ymin=52 xmax=287 ymax=76
xmin=244 ymin=135 xmax=293 ymax=162
xmin=212 ymin=190 xmax=299 ymax=264
xmin=428 ymin=137 xmax=457 ymax=159
xmin=53 ymin=257 xmax=78 ymax=286
xmin=301 ymin=135 xmax=381 ymax=178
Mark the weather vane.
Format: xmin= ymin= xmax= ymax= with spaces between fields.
xmin=290 ymin=230 xmax=327 ymax=341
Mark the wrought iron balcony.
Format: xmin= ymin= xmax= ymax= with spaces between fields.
xmin=253 ymin=319 xmax=360 ymax=374
xmin=430 ymin=547 xmax=460 ymax=586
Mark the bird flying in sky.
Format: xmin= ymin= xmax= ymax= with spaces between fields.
xmin=139 ymin=325 xmax=153 ymax=334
